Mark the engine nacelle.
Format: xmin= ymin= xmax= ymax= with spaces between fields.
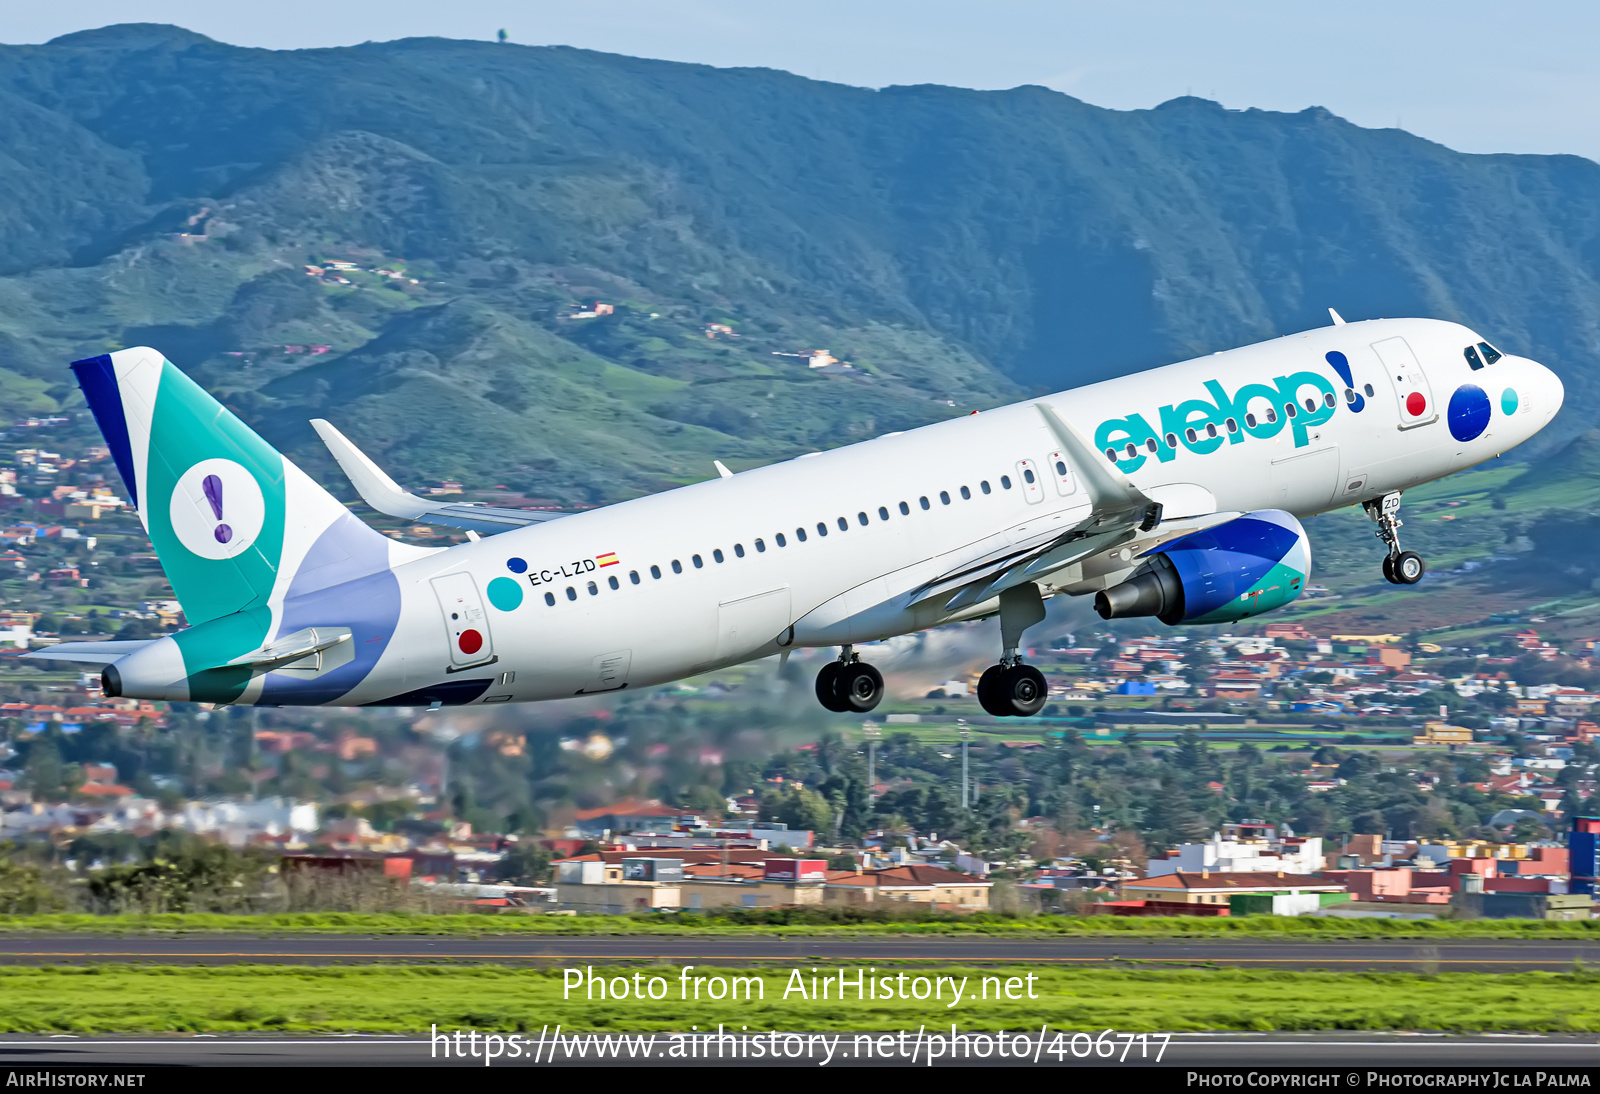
xmin=1094 ymin=509 xmax=1311 ymax=626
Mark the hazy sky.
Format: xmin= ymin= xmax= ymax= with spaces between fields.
xmin=10 ymin=1 xmax=1600 ymax=162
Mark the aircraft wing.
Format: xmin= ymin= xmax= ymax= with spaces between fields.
xmin=917 ymin=403 xmax=1224 ymax=610
xmin=24 ymin=640 xmax=152 ymax=665
xmin=311 ymin=419 xmax=567 ymax=535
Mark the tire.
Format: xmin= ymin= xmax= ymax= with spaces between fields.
xmin=998 ymin=664 xmax=1049 ymax=717
xmin=1393 ymin=551 xmax=1425 ymax=585
xmin=1381 ymin=554 xmax=1397 ymax=584
xmin=815 ymin=662 xmax=847 ymax=712
xmin=836 ymin=661 xmax=884 ymax=713
xmin=976 ymin=664 xmax=1008 ymax=716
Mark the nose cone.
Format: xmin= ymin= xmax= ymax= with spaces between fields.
xmin=1539 ymin=362 xmax=1566 ymax=421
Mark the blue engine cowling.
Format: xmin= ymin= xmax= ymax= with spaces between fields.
xmin=1093 ymin=510 xmax=1311 ymax=626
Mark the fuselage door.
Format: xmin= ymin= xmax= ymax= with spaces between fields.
xmin=1045 ymin=450 xmax=1077 ymax=497
xmin=1372 ymin=337 xmax=1438 ymax=429
xmin=1015 ymin=459 xmax=1045 ymax=504
xmin=431 ymin=572 xmax=495 ymax=668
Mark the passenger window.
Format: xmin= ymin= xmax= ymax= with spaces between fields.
xmin=817 ymin=522 xmax=828 ymax=537
xmin=588 ymin=581 xmax=598 ymax=595
xmin=1001 ymin=476 xmax=1012 ymax=489
xmin=960 ymin=485 xmax=971 ymax=500
xmin=797 ymin=527 xmax=807 ymax=542
xmin=980 ymin=481 xmax=991 ymax=494
xmin=878 ymin=506 xmax=889 ymax=521
xmin=1185 ymin=427 xmax=1197 ymax=443
xmin=1165 ymin=433 xmax=1178 ymax=448
xmin=919 ymin=496 xmax=930 ymax=510
xmin=544 ymin=592 xmax=556 ymax=606
xmin=713 ymin=549 xmax=724 ymax=563
xmin=1363 ymin=383 xmax=1375 ymax=397
xmin=1225 ymin=419 xmax=1238 ymax=433
xmin=693 ymin=554 xmax=704 ymax=568
xmin=1144 ymin=439 xmax=1157 ymax=453
xmin=671 ymin=560 xmax=682 ymax=574
xmin=566 ymin=586 xmax=577 ymax=601
xmin=838 ymin=516 xmax=848 ymax=530
xmin=651 ymin=564 xmax=662 ymax=579
xmin=1344 ymin=388 xmax=1357 ymax=403
xmin=1053 ymin=461 xmax=1067 ymax=475
xmin=608 ymin=575 xmax=619 ymax=590
xmin=1323 ymin=393 xmax=1335 ymax=407
xmin=1104 ymin=449 xmax=1118 ymax=462
xmin=630 ymin=570 xmax=641 ymax=584
xmin=1464 ymin=345 xmax=1484 ymax=370
xmin=777 ymin=533 xmax=788 ymax=546
xmin=755 ymin=539 xmax=766 ymax=552
xmin=1124 ymin=443 xmax=1137 ymax=457
xmin=1025 ymin=467 xmax=1037 ymax=482
xmin=940 ymin=490 xmax=951 ymax=504
xmin=1479 ymin=342 xmax=1502 ymax=365
xmin=1285 ymin=403 xmax=1297 ymax=418
xmin=899 ymin=501 xmax=910 ymax=515
xmin=1245 ymin=413 xmax=1257 ymax=428
xmin=1266 ymin=407 xmax=1278 ymax=423
xmin=734 ymin=543 xmax=745 ymax=557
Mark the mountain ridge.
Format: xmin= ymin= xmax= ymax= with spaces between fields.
xmin=0 ymin=24 xmax=1596 ymax=503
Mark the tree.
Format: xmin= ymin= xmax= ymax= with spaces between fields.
xmin=499 ymin=843 xmax=552 ymax=884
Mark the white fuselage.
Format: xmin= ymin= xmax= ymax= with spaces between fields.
xmin=298 ymin=317 xmax=1563 ymax=705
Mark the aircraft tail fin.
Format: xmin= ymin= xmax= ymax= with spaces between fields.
xmin=70 ymin=348 xmax=411 ymax=625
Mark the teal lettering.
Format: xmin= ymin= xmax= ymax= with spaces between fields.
xmin=1158 ymin=396 xmax=1226 ymax=455
xmin=1274 ymin=372 xmax=1336 ymax=447
xmin=1093 ymin=413 xmax=1161 ymax=473
xmin=1203 ymin=381 xmax=1248 ymax=445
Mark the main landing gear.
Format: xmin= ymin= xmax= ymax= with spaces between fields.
xmin=977 ymin=583 xmax=1050 ymax=718
xmin=816 ymin=646 xmax=884 ymax=713
xmin=1365 ymin=491 xmax=1425 ymax=585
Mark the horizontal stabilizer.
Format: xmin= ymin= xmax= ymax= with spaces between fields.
xmin=24 ymin=640 xmax=152 ymax=666
xmin=311 ymin=419 xmax=566 ymax=535
xmin=227 ymin=626 xmax=352 ymax=671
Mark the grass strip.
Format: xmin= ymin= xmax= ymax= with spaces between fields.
xmin=0 ymin=912 xmax=1597 ymax=939
xmin=1 ymin=964 xmax=1597 ymax=1033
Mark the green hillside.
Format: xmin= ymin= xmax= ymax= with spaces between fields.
xmin=0 ymin=23 xmax=1597 ymax=505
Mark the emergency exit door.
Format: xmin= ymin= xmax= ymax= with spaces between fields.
xmin=1372 ymin=337 xmax=1438 ymax=429
xmin=432 ymin=572 xmax=495 ymax=668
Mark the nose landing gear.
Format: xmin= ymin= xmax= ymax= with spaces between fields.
xmin=1366 ymin=491 xmax=1425 ymax=585
xmin=816 ymin=646 xmax=884 ymax=713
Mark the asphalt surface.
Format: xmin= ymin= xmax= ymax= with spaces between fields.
xmin=0 ymin=933 xmax=1597 ymax=970
xmin=0 ymin=1032 xmax=1595 ymax=1067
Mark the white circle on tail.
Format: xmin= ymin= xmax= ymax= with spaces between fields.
xmin=168 ymin=458 xmax=265 ymax=560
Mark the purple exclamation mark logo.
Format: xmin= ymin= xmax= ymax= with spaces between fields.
xmin=203 ymin=474 xmax=232 ymax=544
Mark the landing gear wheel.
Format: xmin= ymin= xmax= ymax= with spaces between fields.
xmin=1392 ymin=551 xmax=1425 ymax=585
xmin=1381 ymin=555 xmax=1397 ymax=584
xmin=997 ymin=664 xmax=1048 ymax=717
xmin=976 ymin=664 xmax=1008 ymax=716
xmin=815 ymin=662 xmax=847 ymax=712
xmin=834 ymin=661 xmax=884 ymax=713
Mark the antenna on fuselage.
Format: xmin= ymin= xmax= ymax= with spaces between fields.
xmin=1329 ymin=308 xmax=1347 ymax=326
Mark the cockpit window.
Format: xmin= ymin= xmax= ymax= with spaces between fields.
xmin=1478 ymin=341 xmax=1503 ymax=365
xmin=1464 ymin=345 xmax=1484 ymax=371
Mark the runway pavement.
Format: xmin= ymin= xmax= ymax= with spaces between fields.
xmin=0 ymin=933 xmax=1597 ymax=970
xmin=0 ymin=1031 xmax=1596 ymax=1067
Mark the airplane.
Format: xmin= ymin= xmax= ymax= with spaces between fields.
xmin=30 ymin=312 xmax=1563 ymax=718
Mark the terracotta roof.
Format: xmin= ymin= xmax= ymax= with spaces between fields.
xmin=824 ymin=865 xmax=988 ymax=888
xmin=1125 ymin=871 xmax=1342 ymax=891
xmin=556 ymin=849 xmax=769 ymax=865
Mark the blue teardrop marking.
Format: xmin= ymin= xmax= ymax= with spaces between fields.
xmin=1448 ymin=384 xmax=1491 ymax=442
xmin=1326 ymin=351 xmax=1364 ymax=412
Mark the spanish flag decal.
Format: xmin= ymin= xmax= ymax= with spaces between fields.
xmin=596 ymin=552 xmax=620 ymax=567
